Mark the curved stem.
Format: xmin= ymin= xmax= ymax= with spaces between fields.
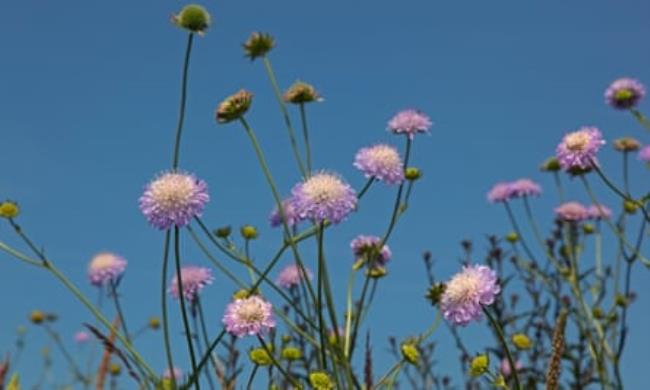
xmin=630 ymin=108 xmax=650 ymax=131
xmin=172 ymin=33 xmax=194 ymax=169
xmin=182 ymin=329 xmax=228 ymax=389
xmin=591 ymin=163 xmax=650 ymax=223
xmin=110 ymin=281 xmax=132 ymax=344
xmin=483 ymin=307 xmax=521 ymax=390
xmin=161 ymin=231 xmax=176 ymax=388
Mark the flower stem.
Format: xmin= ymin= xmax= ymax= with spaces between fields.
xmin=482 ymin=307 xmax=521 ymax=390
xmin=161 ymin=231 xmax=177 ymax=389
xmin=299 ymin=102 xmax=312 ymax=173
xmin=109 ymin=280 xmax=132 ymax=344
xmin=172 ymin=33 xmax=194 ymax=169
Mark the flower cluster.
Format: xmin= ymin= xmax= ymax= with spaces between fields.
xmin=487 ymin=178 xmax=542 ymax=203
xmin=387 ymin=109 xmax=433 ymax=139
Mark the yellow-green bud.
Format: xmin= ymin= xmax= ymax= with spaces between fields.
xmin=30 ymin=310 xmax=46 ymax=325
xmin=615 ymin=294 xmax=628 ymax=307
xmin=540 ymin=157 xmax=561 ymax=172
xmin=426 ymin=283 xmax=446 ymax=306
xmin=401 ymin=342 xmax=420 ymax=366
xmin=149 ymin=316 xmax=161 ymax=330
xmin=284 ymin=81 xmax=322 ymax=104
xmin=242 ymin=32 xmax=275 ymax=60
xmin=623 ymin=200 xmax=638 ymax=214
xmin=240 ymin=225 xmax=258 ymax=240
xmin=592 ymin=307 xmax=604 ymax=319
xmin=109 ymin=362 xmax=121 ymax=376
xmin=281 ymin=346 xmax=302 ymax=361
xmin=582 ymin=223 xmax=595 ymax=235
xmin=214 ymin=226 xmax=232 ymax=238
xmin=233 ymin=289 xmax=256 ymax=300
xmin=366 ymin=266 xmax=387 ymax=279
xmin=493 ymin=374 xmax=507 ymax=388
xmin=404 ymin=167 xmax=422 ymax=181
xmin=512 ymin=333 xmax=532 ymax=350
xmin=505 ymin=232 xmax=519 ymax=243
xmin=249 ymin=347 xmax=273 ymax=366
xmin=308 ymin=371 xmax=334 ymax=390
xmin=0 ymin=201 xmax=20 ymax=218
xmin=216 ymin=89 xmax=253 ymax=124
xmin=469 ymin=354 xmax=489 ymax=377
xmin=172 ymin=5 xmax=211 ymax=34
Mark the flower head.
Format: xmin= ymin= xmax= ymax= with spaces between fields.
xmin=223 ymin=296 xmax=275 ymax=337
xmin=309 ymin=371 xmax=335 ymax=390
xmin=0 ymin=200 xmax=19 ymax=218
xmin=169 ymin=266 xmax=213 ymax=302
xmin=605 ymin=78 xmax=646 ymax=109
xmin=510 ymin=178 xmax=542 ymax=198
xmin=269 ymin=199 xmax=300 ymax=228
xmin=587 ymin=204 xmax=612 ymax=220
xmin=440 ymin=264 xmax=501 ymax=326
xmin=88 ymin=252 xmax=127 ymax=287
xmin=354 ymin=144 xmax=404 ymax=184
xmin=276 ymin=264 xmax=313 ymax=289
xmin=512 ymin=333 xmax=532 ymax=350
xmin=470 ymin=354 xmax=489 ymax=377
xmin=243 ymin=32 xmax=275 ymax=60
xmin=554 ymin=201 xmax=589 ymax=222
xmin=139 ymin=171 xmax=209 ymax=230
xmin=556 ymin=127 xmax=605 ymax=171
xmin=74 ymin=331 xmax=90 ymax=344
xmin=387 ymin=109 xmax=432 ymax=139
xmin=639 ymin=145 xmax=650 ymax=163
xmin=291 ymin=172 xmax=357 ymax=224
xmin=284 ymin=81 xmax=322 ymax=104
xmin=487 ymin=182 xmax=514 ymax=203
xmin=172 ymin=4 xmax=211 ymax=35
xmin=249 ymin=348 xmax=273 ymax=366
xmin=350 ymin=235 xmax=392 ymax=266
xmin=216 ymin=89 xmax=253 ymax=124
xmin=613 ymin=137 xmax=641 ymax=152
xmin=540 ymin=156 xmax=561 ymax=172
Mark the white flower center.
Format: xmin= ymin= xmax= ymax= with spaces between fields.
xmin=237 ymin=300 xmax=264 ymax=323
xmin=368 ymin=146 xmax=400 ymax=167
xmin=565 ymin=132 xmax=590 ymax=151
xmin=150 ymin=174 xmax=195 ymax=210
xmin=302 ymin=174 xmax=345 ymax=203
xmin=446 ymin=273 xmax=480 ymax=304
xmin=90 ymin=253 xmax=119 ymax=271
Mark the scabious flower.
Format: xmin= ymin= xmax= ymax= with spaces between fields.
xmin=291 ymin=172 xmax=357 ymax=224
xmin=243 ymin=32 xmax=274 ymax=60
xmin=556 ymin=127 xmax=605 ymax=171
xmin=487 ymin=182 xmax=514 ymax=203
xmin=613 ymin=137 xmax=641 ymax=152
xmin=510 ymin=178 xmax=542 ymax=198
xmin=440 ymin=264 xmax=500 ymax=326
xmin=387 ymin=109 xmax=432 ymax=139
xmin=169 ymin=266 xmax=214 ymax=302
xmin=139 ymin=171 xmax=209 ymax=230
xmin=639 ymin=145 xmax=650 ymax=163
xmin=276 ymin=264 xmax=313 ymax=289
xmin=223 ymin=296 xmax=275 ymax=337
xmin=163 ymin=367 xmax=183 ymax=380
xmin=353 ymin=144 xmax=404 ymax=184
xmin=74 ymin=331 xmax=90 ymax=344
xmin=269 ymin=199 xmax=299 ymax=228
xmin=171 ymin=4 xmax=211 ymax=35
xmin=605 ymin=78 xmax=646 ymax=109
xmin=88 ymin=252 xmax=127 ymax=287
xmin=588 ymin=204 xmax=612 ymax=220
xmin=283 ymin=81 xmax=322 ymax=104
xmin=350 ymin=235 xmax=392 ymax=266
xmin=500 ymin=359 xmax=523 ymax=377
xmin=215 ymin=89 xmax=253 ymax=124
xmin=554 ymin=202 xmax=589 ymax=222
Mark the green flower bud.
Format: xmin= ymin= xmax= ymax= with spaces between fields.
xmin=308 ymin=371 xmax=334 ymax=390
xmin=214 ymin=225 xmax=232 ymax=238
xmin=149 ymin=316 xmax=161 ymax=330
xmin=30 ymin=310 xmax=46 ymax=325
xmin=216 ymin=90 xmax=253 ymax=124
xmin=623 ymin=200 xmax=638 ymax=214
xmin=240 ymin=225 xmax=259 ymax=240
xmin=426 ymin=283 xmax=446 ymax=306
xmin=469 ymin=354 xmax=489 ymax=377
xmin=505 ymin=231 xmax=519 ymax=243
xmin=592 ymin=307 xmax=604 ymax=319
xmin=0 ymin=200 xmax=20 ymax=218
xmin=109 ymin=362 xmax=121 ymax=376
xmin=404 ymin=167 xmax=422 ymax=181
xmin=512 ymin=333 xmax=532 ymax=350
xmin=281 ymin=346 xmax=302 ymax=361
xmin=540 ymin=157 xmax=561 ymax=172
xmin=582 ymin=223 xmax=595 ymax=235
xmin=366 ymin=266 xmax=387 ymax=279
xmin=249 ymin=347 xmax=273 ymax=366
xmin=284 ymin=81 xmax=322 ymax=104
xmin=615 ymin=294 xmax=628 ymax=307
xmin=172 ymin=5 xmax=211 ymax=34
xmin=401 ymin=342 xmax=420 ymax=366
xmin=243 ymin=32 xmax=275 ymax=60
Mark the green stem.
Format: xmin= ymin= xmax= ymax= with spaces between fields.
xmin=110 ymin=280 xmax=132 ymax=344
xmin=483 ymin=308 xmax=521 ymax=390
xmin=258 ymin=336 xmax=301 ymax=388
xmin=182 ymin=329 xmax=228 ymax=389
xmin=43 ymin=324 xmax=88 ymax=384
xmin=172 ymin=33 xmax=194 ymax=169
xmin=299 ymin=102 xmax=312 ymax=173
xmin=161 ymin=231 xmax=177 ymax=389
xmin=552 ymin=171 xmax=565 ymax=202
xmin=381 ymin=137 xmax=412 ymax=245
xmin=591 ymin=163 xmax=650 ymax=223
xmin=357 ymin=178 xmax=375 ymax=200
xmin=630 ymin=108 xmax=650 ymax=131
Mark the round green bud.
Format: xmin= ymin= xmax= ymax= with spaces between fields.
xmin=469 ymin=354 xmax=489 ymax=377
xmin=281 ymin=346 xmax=302 ymax=361
xmin=505 ymin=231 xmax=519 ymax=243
xmin=214 ymin=225 xmax=232 ymax=238
xmin=308 ymin=371 xmax=334 ymax=390
xmin=623 ymin=200 xmax=638 ymax=214
xmin=30 ymin=310 xmax=46 ymax=325
xmin=404 ymin=167 xmax=422 ymax=181
xmin=249 ymin=347 xmax=273 ymax=366
xmin=540 ymin=157 xmax=561 ymax=172
xmin=173 ymin=5 xmax=211 ymax=34
xmin=426 ymin=283 xmax=446 ymax=306
xmin=592 ymin=307 xmax=604 ymax=319
xmin=243 ymin=32 xmax=275 ymax=60
xmin=582 ymin=223 xmax=595 ymax=235
xmin=240 ymin=225 xmax=259 ymax=240
xmin=0 ymin=201 xmax=20 ymax=218
xmin=109 ymin=362 xmax=121 ymax=376
xmin=149 ymin=316 xmax=161 ymax=330
xmin=512 ymin=333 xmax=532 ymax=350
xmin=401 ymin=342 xmax=420 ymax=366
xmin=615 ymin=294 xmax=628 ymax=308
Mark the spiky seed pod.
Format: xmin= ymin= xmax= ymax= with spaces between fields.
xmin=546 ymin=309 xmax=568 ymax=390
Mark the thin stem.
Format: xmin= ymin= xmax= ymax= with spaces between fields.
xmin=630 ymin=108 xmax=650 ymax=131
xmin=191 ymin=306 xmax=216 ymax=390
xmin=591 ymin=163 xmax=650 ymax=223
xmin=503 ymin=202 xmax=539 ymax=265
xmin=109 ymin=280 xmax=132 ymax=344
xmin=172 ymin=33 xmax=195 ymax=169
xmin=161 ymin=231 xmax=176 ymax=389
xmin=245 ymin=365 xmax=259 ymax=390
xmin=183 ymin=329 xmax=228 ymax=390
xmin=381 ymin=137 xmax=412 ymax=245
xmin=552 ymin=171 xmax=565 ymax=202
xmin=43 ymin=324 xmax=88 ymax=384
xmin=483 ymin=307 xmax=521 ymax=390
xmin=357 ymin=178 xmax=375 ymax=200
xmin=258 ymin=336 xmax=301 ymax=388
xmin=299 ymin=102 xmax=312 ymax=173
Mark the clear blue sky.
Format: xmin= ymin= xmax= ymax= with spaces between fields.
xmin=1 ymin=0 xmax=649 ymax=387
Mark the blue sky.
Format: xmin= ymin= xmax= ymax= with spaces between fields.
xmin=1 ymin=0 xmax=649 ymax=387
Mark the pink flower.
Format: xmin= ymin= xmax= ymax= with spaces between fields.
xmin=223 ymin=296 xmax=275 ymax=337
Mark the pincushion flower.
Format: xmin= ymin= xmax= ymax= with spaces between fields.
xmin=440 ymin=264 xmax=500 ymax=326
xmin=605 ymin=78 xmax=646 ymax=109
xmin=487 ymin=182 xmax=514 ymax=203
xmin=387 ymin=109 xmax=432 ymax=139
xmin=291 ymin=172 xmax=357 ymax=224
xmin=88 ymin=252 xmax=127 ymax=287
xmin=556 ymin=127 xmax=605 ymax=171
xmin=269 ymin=199 xmax=299 ymax=228
xmin=276 ymin=264 xmax=313 ymax=289
xmin=350 ymin=235 xmax=392 ymax=266
xmin=510 ymin=179 xmax=542 ymax=198
xmin=223 ymin=295 xmax=275 ymax=337
xmin=354 ymin=144 xmax=404 ymax=184
xmin=74 ymin=331 xmax=90 ymax=344
xmin=555 ymin=202 xmax=589 ymax=222
xmin=588 ymin=204 xmax=612 ymax=220
xmin=169 ymin=266 xmax=214 ymax=302
xmin=639 ymin=145 xmax=650 ymax=163
xmin=139 ymin=171 xmax=209 ymax=230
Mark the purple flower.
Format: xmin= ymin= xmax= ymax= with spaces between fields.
xmin=88 ymin=252 xmax=127 ymax=287
xmin=500 ymin=359 xmax=523 ymax=377
xmin=487 ymin=182 xmax=514 ymax=203
xmin=276 ymin=264 xmax=313 ymax=289
xmin=163 ymin=367 xmax=183 ymax=380
xmin=510 ymin=179 xmax=542 ymax=198
xmin=555 ymin=202 xmax=589 ymax=222
xmin=440 ymin=264 xmax=500 ymax=326
xmin=350 ymin=235 xmax=392 ymax=266
xmin=269 ymin=199 xmax=299 ymax=228
xmin=556 ymin=127 xmax=605 ymax=171
xmin=74 ymin=331 xmax=90 ymax=344
xmin=139 ymin=171 xmax=209 ymax=230
xmin=605 ymin=78 xmax=646 ymax=109
xmin=387 ymin=109 xmax=432 ymax=139
xmin=291 ymin=172 xmax=357 ymax=224
xmin=223 ymin=296 xmax=275 ymax=337
xmin=639 ymin=145 xmax=650 ymax=163
xmin=588 ymin=204 xmax=612 ymax=220
xmin=169 ymin=266 xmax=214 ymax=302
xmin=353 ymin=144 xmax=404 ymax=184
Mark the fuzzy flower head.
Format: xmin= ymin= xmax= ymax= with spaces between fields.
xmin=88 ymin=252 xmax=127 ymax=287
xmin=354 ymin=144 xmax=404 ymax=185
xmin=350 ymin=235 xmax=392 ymax=266
xmin=639 ymin=145 xmax=650 ymax=164
xmin=587 ymin=204 xmax=612 ymax=220
xmin=172 ymin=4 xmax=211 ymax=35
xmin=291 ymin=172 xmax=357 ymax=224
xmin=169 ymin=266 xmax=214 ymax=302
xmin=242 ymin=32 xmax=275 ymax=60
xmin=556 ymin=127 xmax=605 ymax=171
xmin=605 ymin=78 xmax=646 ymax=109
xmin=223 ymin=295 xmax=275 ymax=337
xmin=510 ymin=179 xmax=542 ymax=198
xmin=284 ymin=81 xmax=322 ymax=104
xmin=269 ymin=199 xmax=300 ymax=228
xmin=440 ymin=264 xmax=501 ymax=326
xmin=74 ymin=331 xmax=90 ymax=344
xmin=216 ymin=89 xmax=253 ymax=124
xmin=555 ymin=202 xmax=589 ymax=222
xmin=387 ymin=109 xmax=432 ymax=139
xmin=487 ymin=182 xmax=514 ymax=203
xmin=276 ymin=264 xmax=313 ymax=289
xmin=139 ymin=171 xmax=209 ymax=230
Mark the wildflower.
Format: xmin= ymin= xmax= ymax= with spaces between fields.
xmin=500 ymin=358 xmax=523 ymax=377
xmin=30 ymin=310 xmax=46 ymax=324
xmin=215 ymin=89 xmax=253 ymax=124
xmin=354 ymin=144 xmax=404 ymax=184
xmin=587 ymin=204 xmax=612 ymax=220
xmin=639 ymin=145 xmax=650 ymax=164
xmin=240 ymin=225 xmax=258 ymax=240
xmin=605 ymin=78 xmax=646 ymax=109
xmin=109 ymin=363 xmax=121 ymax=376
xmin=309 ymin=371 xmax=334 ymax=390
xmin=493 ymin=374 xmax=507 ymax=388
xmin=440 ymin=264 xmax=500 ymax=326
xmin=487 ymin=182 xmax=513 ymax=203
xmin=243 ymin=32 xmax=274 ymax=60
xmin=350 ymin=235 xmax=391 ymax=267
xmin=291 ymin=172 xmax=357 ymax=224
xmin=139 ymin=171 xmax=209 ymax=230
xmin=623 ymin=200 xmax=638 ymax=214
xmin=74 ymin=331 xmax=90 ymax=344
xmin=172 ymin=4 xmax=211 ymax=34
xmin=214 ymin=225 xmax=232 ymax=238
xmin=249 ymin=347 xmax=273 ymax=366
xmin=284 ymin=81 xmax=322 ymax=104
xmin=404 ymin=167 xmax=422 ymax=181
xmin=613 ymin=137 xmax=641 ymax=152
xmin=401 ymin=342 xmax=420 ymax=366
xmin=554 ymin=202 xmax=589 ymax=222
xmin=511 ymin=333 xmax=532 ymax=350
xmin=556 ymin=127 xmax=605 ymax=171
xmin=387 ymin=109 xmax=432 ymax=139
xmin=0 ymin=200 xmax=19 ymax=218
xmin=281 ymin=346 xmax=302 ymax=361
xmin=88 ymin=252 xmax=127 ymax=287
xmin=510 ymin=179 xmax=542 ymax=198
xmin=540 ymin=156 xmax=561 ymax=172
xmin=276 ymin=264 xmax=313 ymax=289
xmin=469 ymin=354 xmax=489 ymax=377
xmin=169 ymin=266 xmax=213 ymax=302
xmin=223 ymin=295 xmax=275 ymax=337
xmin=583 ymin=223 xmax=595 ymax=234
xmin=505 ymin=232 xmax=519 ymax=243
xmin=615 ymin=294 xmax=628 ymax=307
xmin=149 ymin=316 xmax=161 ymax=330
xmin=269 ymin=199 xmax=300 ymax=228
xmin=163 ymin=367 xmax=183 ymax=380
xmin=425 ymin=283 xmax=446 ymax=306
